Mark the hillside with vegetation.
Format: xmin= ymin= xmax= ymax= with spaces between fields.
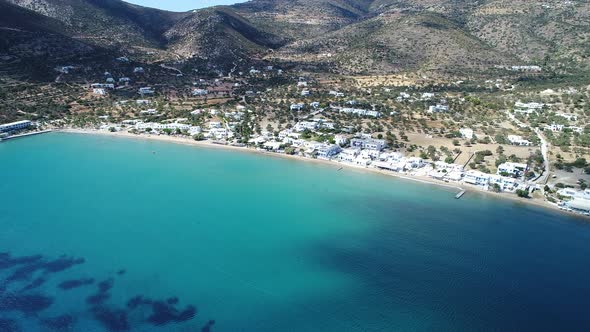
xmin=0 ymin=0 xmax=589 ymax=78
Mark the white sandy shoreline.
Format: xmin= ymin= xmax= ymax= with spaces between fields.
xmin=55 ymin=128 xmax=584 ymax=219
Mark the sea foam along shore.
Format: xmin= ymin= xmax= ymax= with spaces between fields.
xmin=57 ymin=128 xmax=577 ymax=218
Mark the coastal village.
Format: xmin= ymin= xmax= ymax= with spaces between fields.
xmin=2 ymin=57 xmax=590 ymax=218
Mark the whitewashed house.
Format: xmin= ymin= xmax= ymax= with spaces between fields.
xmin=507 ymin=135 xmax=531 ymax=146
xmin=545 ymin=124 xmax=564 ymax=132
xmin=334 ymin=134 xmax=348 ymax=146
xmin=460 ymin=128 xmax=474 ymax=139
xmin=294 ymin=121 xmax=318 ymax=132
xmin=290 ymin=103 xmax=305 ymax=111
xmin=316 ymin=144 xmax=342 ymax=159
xmin=208 ymin=122 xmax=222 ymax=129
xmin=463 ymin=170 xmax=490 ymax=187
xmin=192 ymin=88 xmax=208 ymax=96
xmin=350 ymin=138 xmax=386 ymax=151
xmin=93 ymin=88 xmax=106 ymax=95
xmin=497 ymin=162 xmax=528 ymax=176
xmin=138 ymin=87 xmax=154 ymax=95
xmin=427 ymin=105 xmax=449 ymax=113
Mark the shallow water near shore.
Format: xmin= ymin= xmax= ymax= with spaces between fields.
xmin=1 ymin=132 xmax=589 ymax=331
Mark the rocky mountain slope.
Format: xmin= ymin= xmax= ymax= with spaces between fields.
xmin=0 ymin=0 xmax=588 ymax=78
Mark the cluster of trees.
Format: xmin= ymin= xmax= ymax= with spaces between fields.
xmin=555 ymin=156 xmax=590 ymax=174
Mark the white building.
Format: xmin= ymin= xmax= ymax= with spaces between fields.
xmin=138 ymin=87 xmax=155 ymax=95
xmin=192 ymin=88 xmax=208 ymax=96
xmin=427 ymin=105 xmax=449 ymax=113
xmin=208 ymin=122 xmax=222 ymax=129
xmin=434 ymin=161 xmax=464 ymax=172
xmin=459 ymin=128 xmax=473 ymax=139
xmin=558 ymin=188 xmax=590 ymax=199
xmin=294 ymin=121 xmax=318 ymax=132
xmin=189 ymin=126 xmax=202 ymax=135
xmin=263 ymin=141 xmax=282 ymax=151
xmin=514 ymin=102 xmax=546 ymax=115
xmin=0 ymin=120 xmax=31 ymax=132
xmin=339 ymin=107 xmax=381 ymax=117
xmin=488 ymin=175 xmax=519 ymax=191
xmin=91 ymin=83 xmax=114 ymax=89
xmin=350 ymin=138 xmax=386 ymax=151
xmin=334 ymin=134 xmax=348 ymax=146
xmin=511 ymin=65 xmax=542 ymax=72
xmin=290 ymin=103 xmax=305 ymax=111
xmin=337 ymin=148 xmax=360 ymax=163
xmin=497 ymin=162 xmax=527 ymax=176
xmin=556 ymin=113 xmax=577 ymax=121
xmin=515 ymin=102 xmax=545 ymax=110
xmin=397 ymin=92 xmax=411 ymax=101
xmin=405 ymin=157 xmax=425 ymax=169
xmin=463 ymin=170 xmax=490 ymax=187
xmin=507 ymin=135 xmax=531 ymax=146
xmin=58 ymin=65 xmax=75 ymax=74
xmin=513 ymin=108 xmax=535 ymax=115
xmin=563 ymin=189 xmax=590 ymax=213
xmin=316 ymin=144 xmax=342 ymax=159
xmin=93 ymin=88 xmax=106 ymax=95
xmin=207 ymin=128 xmax=229 ymax=139
xmin=545 ymin=124 xmax=564 ymax=132
xmin=140 ymin=109 xmax=157 ymax=115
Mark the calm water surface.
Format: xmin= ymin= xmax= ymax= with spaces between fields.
xmin=0 ymin=133 xmax=589 ymax=331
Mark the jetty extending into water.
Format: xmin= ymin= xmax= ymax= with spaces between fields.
xmin=455 ymin=190 xmax=466 ymax=199
xmin=0 ymin=130 xmax=53 ymax=142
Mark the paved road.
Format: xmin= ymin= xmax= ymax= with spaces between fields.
xmin=505 ymin=110 xmax=550 ymax=184
xmin=534 ymin=128 xmax=551 ymax=184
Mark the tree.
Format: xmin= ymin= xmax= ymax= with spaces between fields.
xmin=193 ymin=133 xmax=205 ymax=141
xmin=491 ymin=183 xmax=501 ymax=193
xmin=516 ymin=189 xmax=530 ymax=198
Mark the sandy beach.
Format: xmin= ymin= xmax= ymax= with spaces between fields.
xmin=56 ymin=128 xmax=578 ymax=218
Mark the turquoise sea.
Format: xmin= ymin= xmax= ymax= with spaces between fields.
xmin=1 ymin=132 xmax=589 ymax=331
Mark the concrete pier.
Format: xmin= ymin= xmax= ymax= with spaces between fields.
xmin=0 ymin=130 xmax=53 ymax=141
